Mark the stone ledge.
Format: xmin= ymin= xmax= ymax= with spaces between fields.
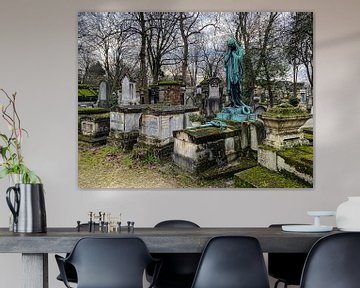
xmin=173 ymin=127 xmax=241 ymax=145
xmin=277 ymin=146 xmax=313 ymax=176
xmin=258 ymin=145 xmax=313 ymax=184
xmin=199 ymin=159 xmax=257 ymax=179
xmin=234 ymin=166 xmax=312 ymax=188
xmin=78 ymin=135 xmax=107 ymax=146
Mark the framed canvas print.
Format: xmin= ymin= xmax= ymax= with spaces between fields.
xmin=77 ymin=12 xmax=313 ymax=189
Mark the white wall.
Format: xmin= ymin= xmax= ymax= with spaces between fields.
xmin=0 ymin=0 xmax=360 ymax=287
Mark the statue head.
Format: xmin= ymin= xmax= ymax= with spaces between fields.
xmin=227 ymin=37 xmax=238 ymax=51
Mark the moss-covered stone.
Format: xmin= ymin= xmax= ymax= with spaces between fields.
xmin=78 ymin=108 xmax=110 ymax=115
xmin=294 ymin=145 xmax=313 ymax=154
xmin=200 ymin=158 xmax=257 ymax=179
xmin=262 ymin=103 xmax=309 ymax=118
xmin=278 ymin=146 xmax=313 ymax=175
xmin=304 ymin=133 xmax=313 ymax=143
xmin=258 ymin=144 xmax=280 ymax=153
xmin=234 ymin=165 xmax=311 ymax=188
xmin=78 ymin=88 xmax=96 ymax=97
xmin=78 ymin=134 xmax=107 ymax=146
xmin=78 ymin=84 xmax=97 ymax=102
xmin=87 ymin=113 xmax=110 ymax=120
xmin=183 ymin=127 xmax=241 ymax=144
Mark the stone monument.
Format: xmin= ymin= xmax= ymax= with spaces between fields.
xmin=206 ymin=77 xmax=222 ymax=117
xmin=120 ymin=76 xmax=138 ymax=105
xmin=97 ymin=81 xmax=109 ymax=108
xmin=172 ymin=37 xmax=262 ymax=176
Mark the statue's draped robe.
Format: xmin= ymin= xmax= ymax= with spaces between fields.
xmin=224 ymin=39 xmax=244 ymax=107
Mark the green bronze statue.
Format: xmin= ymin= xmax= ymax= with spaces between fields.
xmin=188 ymin=37 xmax=254 ymax=129
xmin=224 ymin=37 xmax=245 ymax=107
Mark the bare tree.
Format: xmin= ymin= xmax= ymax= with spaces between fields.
xmin=77 ymin=12 xmax=132 ymax=95
xmin=126 ymin=12 xmax=150 ymax=100
xmin=260 ymin=12 xmax=280 ymax=107
xmin=235 ymin=12 xmax=288 ymax=106
xmin=178 ymin=12 xmax=217 ymax=84
xmin=291 ymin=12 xmax=313 ymax=89
xmin=146 ymin=12 xmax=180 ymax=83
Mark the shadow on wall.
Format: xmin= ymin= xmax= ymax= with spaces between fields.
xmin=317 ymin=31 xmax=360 ymax=49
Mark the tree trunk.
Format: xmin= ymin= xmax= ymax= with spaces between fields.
xmin=179 ymin=13 xmax=188 ymax=84
xmin=292 ymin=61 xmax=298 ymax=100
xmin=264 ymin=58 xmax=274 ymax=107
xmin=261 ymin=13 xmax=278 ymax=107
xmin=138 ymin=12 xmax=148 ymax=102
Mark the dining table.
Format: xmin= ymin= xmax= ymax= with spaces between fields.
xmin=0 ymin=226 xmax=340 ymax=288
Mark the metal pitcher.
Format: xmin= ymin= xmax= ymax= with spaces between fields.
xmin=6 ymin=183 xmax=47 ymax=233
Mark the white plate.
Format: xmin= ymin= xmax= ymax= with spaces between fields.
xmin=307 ymin=211 xmax=336 ymax=217
xmin=282 ymin=225 xmax=333 ymax=232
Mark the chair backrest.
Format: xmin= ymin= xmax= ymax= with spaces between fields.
xmin=66 ymin=237 xmax=154 ymax=288
xmin=151 ymin=220 xmax=201 ymax=287
xmin=155 ymin=219 xmax=200 ymax=228
xmin=300 ymin=232 xmax=360 ymax=288
xmin=191 ymin=236 xmax=270 ymax=288
xmin=268 ymin=224 xmax=308 ymax=285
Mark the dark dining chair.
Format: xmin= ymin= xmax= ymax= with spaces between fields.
xmin=56 ymin=223 xmax=99 ymax=284
xmin=55 ymin=237 xmax=160 ymax=288
xmin=191 ymin=236 xmax=270 ymax=288
xmin=268 ymin=224 xmax=308 ymax=288
xmin=300 ymin=232 xmax=360 ymax=288
xmin=147 ymin=220 xmax=201 ymax=288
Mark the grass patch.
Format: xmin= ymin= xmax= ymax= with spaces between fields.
xmin=78 ymin=144 xmax=235 ymax=188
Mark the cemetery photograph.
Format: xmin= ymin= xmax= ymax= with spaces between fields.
xmin=77 ymin=12 xmax=313 ymax=189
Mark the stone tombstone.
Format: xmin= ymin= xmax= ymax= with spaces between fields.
xmin=120 ymin=76 xmax=138 ymax=105
xmin=98 ymin=81 xmax=109 ymax=108
xmin=110 ymin=112 xmax=124 ymax=131
xmin=300 ymin=88 xmax=306 ymax=104
xmin=208 ymin=77 xmax=220 ymax=99
xmin=99 ymin=81 xmax=107 ymax=100
xmin=207 ymin=77 xmax=221 ymax=117
xmin=172 ymin=120 xmax=262 ymax=176
xmin=79 ymin=114 xmax=110 ymax=145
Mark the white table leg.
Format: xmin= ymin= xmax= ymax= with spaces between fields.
xmin=22 ymin=253 xmax=48 ymax=288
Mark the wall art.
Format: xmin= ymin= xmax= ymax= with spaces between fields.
xmin=78 ymin=12 xmax=313 ymax=189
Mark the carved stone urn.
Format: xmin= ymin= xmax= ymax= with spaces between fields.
xmin=260 ymin=104 xmax=311 ymax=149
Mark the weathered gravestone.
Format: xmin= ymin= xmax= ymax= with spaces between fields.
xmin=120 ymin=76 xmax=138 ymax=105
xmin=137 ymin=105 xmax=199 ymax=159
xmin=79 ymin=109 xmax=110 ymax=145
xmin=149 ymin=81 xmax=185 ymax=105
xmin=207 ymin=77 xmax=222 ymax=117
xmin=108 ymin=105 xmax=142 ymax=150
xmin=98 ymin=81 xmax=109 ymax=108
xmin=172 ymin=121 xmax=262 ymax=176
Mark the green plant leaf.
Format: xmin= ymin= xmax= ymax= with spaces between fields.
xmin=0 ymin=168 xmax=9 ymax=179
xmin=0 ymin=133 xmax=9 ymax=142
xmin=0 ymin=146 xmax=8 ymax=158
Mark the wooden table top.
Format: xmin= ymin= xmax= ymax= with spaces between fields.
xmin=0 ymin=227 xmax=340 ymax=254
